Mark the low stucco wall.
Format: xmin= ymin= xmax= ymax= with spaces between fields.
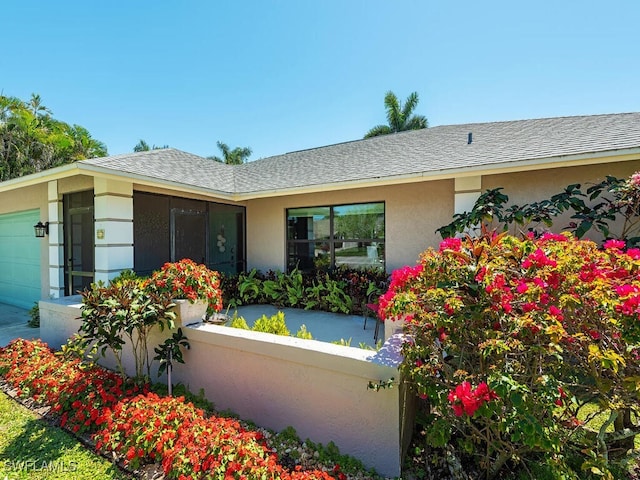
xmin=40 ymin=298 xmax=407 ymax=477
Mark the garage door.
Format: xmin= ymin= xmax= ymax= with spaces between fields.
xmin=0 ymin=209 xmax=41 ymax=309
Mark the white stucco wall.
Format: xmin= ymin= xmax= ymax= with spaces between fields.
xmin=39 ymin=298 xmax=405 ymax=477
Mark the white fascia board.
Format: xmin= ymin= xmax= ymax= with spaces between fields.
xmin=0 ymin=163 xmax=80 ymax=192
xmin=76 ymin=163 xmax=239 ymax=202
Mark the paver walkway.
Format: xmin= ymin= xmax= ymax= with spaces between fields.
xmin=0 ymin=303 xmax=39 ymax=347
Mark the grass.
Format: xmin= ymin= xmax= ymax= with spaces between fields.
xmin=0 ymin=391 xmax=128 ymax=480
xmin=578 ymin=403 xmax=640 ymax=449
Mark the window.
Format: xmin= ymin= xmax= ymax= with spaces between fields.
xmin=133 ymin=192 xmax=246 ymax=276
xmin=287 ymin=202 xmax=384 ymax=271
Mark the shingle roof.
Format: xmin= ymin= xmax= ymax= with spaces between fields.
xmin=82 ymin=148 xmax=237 ymax=193
xmin=80 ymin=112 xmax=640 ymax=197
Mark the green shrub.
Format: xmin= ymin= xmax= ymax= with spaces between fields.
xmin=229 ymin=312 xmax=317 ymax=341
xmin=229 ymin=314 xmax=250 ymax=329
xmin=295 ymin=324 xmax=313 ymax=339
xmin=78 ymin=277 xmax=176 ymax=382
xmin=224 ymin=266 xmax=388 ymax=315
xmin=252 ymin=311 xmax=290 ymax=336
xmin=27 ymin=302 xmax=39 ymax=328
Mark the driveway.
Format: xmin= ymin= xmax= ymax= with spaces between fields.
xmin=0 ymin=303 xmax=39 ymax=347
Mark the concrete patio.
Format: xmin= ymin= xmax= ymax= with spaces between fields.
xmin=232 ymin=304 xmax=380 ymax=347
xmin=0 ymin=303 xmax=39 ymax=347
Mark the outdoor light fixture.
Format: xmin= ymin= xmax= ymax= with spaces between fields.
xmin=34 ymin=221 xmax=49 ymax=238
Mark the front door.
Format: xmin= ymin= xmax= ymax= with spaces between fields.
xmin=64 ymin=191 xmax=94 ymax=295
xmin=171 ymin=208 xmax=207 ymax=264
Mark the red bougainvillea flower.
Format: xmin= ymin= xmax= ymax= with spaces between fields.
xmin=522 ymin=248 xmax=557 ymax=269
xmin=555 ymin=386 xmax=568 ymax=406
xmin=603 ymin=239 xmax=626 ymax=250
xmin=439 ymin=237 xmax=462 ymax=252
xmin=448 ymin=381 xmax=498 ymax=417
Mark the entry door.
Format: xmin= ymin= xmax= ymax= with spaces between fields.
xmin=64 ymin=191 xmax=95 ymax=295
xmin=171 ymin=209 xmax=207 ymax=264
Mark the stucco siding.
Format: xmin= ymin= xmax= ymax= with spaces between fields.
xmin=0 ymin=184 xmax=46 ymax=215
xmin=246 ymin=180 xmax=454 ymax=273
xmin=385 ymin=180 xmax=453 ymax=270
xmin=484 ymin=160 xmax=640 ymax=242
xmin=57 ymin=175 xmax=94 ymax=194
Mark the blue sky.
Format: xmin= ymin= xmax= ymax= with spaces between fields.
xmin=2 ymin=1 xmax=639 ymax=160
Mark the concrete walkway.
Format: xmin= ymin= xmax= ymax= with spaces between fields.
xmin=0 ymin=303 xmax=40 ymax=347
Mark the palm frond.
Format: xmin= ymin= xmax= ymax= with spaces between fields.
xmin=401 ymin=92 xmax=420 ymax=120
xmin=364 ymin=124 xmax=393 ymax=138
xmin=383 ymin=91 xmax=403 ymax=132
xmin=405 ymin=115 xmax=428 ymax=130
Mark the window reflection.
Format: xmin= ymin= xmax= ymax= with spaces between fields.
xmin=287 ymin=202 xmax=384 ymax=272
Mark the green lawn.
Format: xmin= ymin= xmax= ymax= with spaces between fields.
xmin=0 ymin=392 xmax=128 ymax=480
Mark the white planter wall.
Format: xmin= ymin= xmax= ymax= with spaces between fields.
xmin=40 ymin=298 xmax=407 ymax=478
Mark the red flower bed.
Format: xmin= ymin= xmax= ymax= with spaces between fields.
xmin=0 ymin=339 xmax=338 ymax=479
xmin=0 ymin=338 xmax=146 ymax=434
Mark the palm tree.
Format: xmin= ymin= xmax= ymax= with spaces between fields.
xmin=133 ymin=139 xmax=169 ymax=152
xmin=66 ymin=124 xmax=107 ymax=161
xmin=208 ymin=141 xmax=252 ymax=165
xmin=364 ymin=91 xmax=428 ymax=138
xmin=0 ymin=93 xmax=108 ymax=180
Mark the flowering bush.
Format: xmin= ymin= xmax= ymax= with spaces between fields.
xmin=149 ymin=258 xmax=223 ymax=312
xmin=0 ymin=339 xmax=348 ymax=479
xmin=382 ymin=232 xmax=640 ymax=478
xmin=0 ymin=338 xmax=146 ymax=434
xmin=94 ymin=392 xmax=338 ymax=479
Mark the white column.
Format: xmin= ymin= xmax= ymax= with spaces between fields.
xmin=454 ymin=176 xmax=482 ymax=214
xmin=93 ymin=178 xmax=134 ymax=284
xmin=454 ymin=176 xmax=482 ymax=236
xmin=47 ymin=181 xmax=65 ymax=299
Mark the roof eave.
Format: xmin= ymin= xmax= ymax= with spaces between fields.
xmin=76 ymin=163 xmax=239 ymax=201
xmin=0 ymin=162 xmax=81 ymax=192
xmin=233 ymin=147 xmax=640 ymax=200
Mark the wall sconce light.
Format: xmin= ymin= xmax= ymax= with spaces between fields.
xmin=34 ymin=221 xmax=49 ymax=238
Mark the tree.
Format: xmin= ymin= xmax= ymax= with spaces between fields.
xmin=0 ymin=93 xmax=107 ymax=181
xmin=133 ymin=139 xmax=169 ymax=152
xmin=364 ymin=90 xmax=428 ymax=138
xmin=208 ymin=141 xmax=252 ymax=165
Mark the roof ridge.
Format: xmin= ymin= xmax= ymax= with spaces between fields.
xmin=256 ymin=111 xmax=640 ymax=160
xmin=437 ymin=111 xmax=639 ymax=129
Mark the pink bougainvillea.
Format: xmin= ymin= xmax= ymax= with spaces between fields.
xmin=448 ymin=381 xmax=498 ymax=417
xmin=382 ymin=231 xmax=640 ymax=478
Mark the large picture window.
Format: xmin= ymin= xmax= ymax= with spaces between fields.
xmin=287 ymin=202 xmax=384 ymax=271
